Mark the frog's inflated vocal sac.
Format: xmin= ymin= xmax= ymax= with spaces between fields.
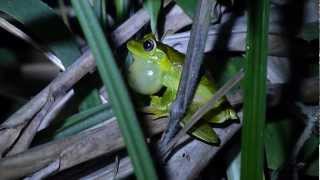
xmin=127 ymin=34 xmax=237 ymax=144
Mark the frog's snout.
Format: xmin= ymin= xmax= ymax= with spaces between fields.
xmin=126 ymin=40 xmax=134 ymax=49
xmin=126 ymin=40 xmax=139 ymax=52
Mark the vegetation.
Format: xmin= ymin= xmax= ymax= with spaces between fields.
xmin=0 ymin=0 xmax=318 ymax=179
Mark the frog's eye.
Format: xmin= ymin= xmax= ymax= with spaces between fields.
xmin=143 ymin=39 xmax=155 ymax=51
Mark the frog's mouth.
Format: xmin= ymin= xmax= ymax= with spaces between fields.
xmin=126 ymin=40 xmax=137 ymax=52
xmin=127 ymin=40 xmax=148 ymax=61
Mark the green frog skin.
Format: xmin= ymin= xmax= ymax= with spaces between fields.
xmin=127 ymin=34 xmax=237 ymax=144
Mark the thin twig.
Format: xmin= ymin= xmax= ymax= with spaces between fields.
xmin=0 ymin=17 xmax=65 ymax=70
xmin=161 ymin=0 xmax=215 ymax=146
xmin=38 ymin=89 xmax=74 ymax=131
xmin=112 ymin=156 xmax=120 ymax=180
xmin=0 ymin=52 xmax=94 ymax=156
xmin=6 ymin=94 xmax=55 ymax=156
xmin=271 ymin=103 xmax=319 ymax=180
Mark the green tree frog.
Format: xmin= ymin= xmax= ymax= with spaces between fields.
xmin=127 ymin=34 xmax=237 ymax=144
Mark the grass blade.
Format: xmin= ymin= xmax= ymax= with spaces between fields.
xmin=240 ymin=0 xmax=269 ymax=179
xmin=57 ymin=104 xmax=110 ymax=131
xmin=143 ymin=0 xmax=161 ymax=33
xmin=115 ymin=0 xmax=129 ymax=21
xmin=175 ymin=0 xmax=197 ymax=18
xmin=54 ymin=105 xmax=114 ymax=139
xmin=93 ymin=0 xmax=108 ymax=29
xmin=71 ymin=1 xmax=158 ymax=179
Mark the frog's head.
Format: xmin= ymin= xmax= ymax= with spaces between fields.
xmin=126 ymin=34 xmax=168 ymax=95
xmin=127 ymin=34 xmax=169 ymax=67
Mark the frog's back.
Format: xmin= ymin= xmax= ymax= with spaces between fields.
xmin=158 ymin=41 xmax=217 ymax=98
xmin=158 ymin=42 xmax=185 ymax=68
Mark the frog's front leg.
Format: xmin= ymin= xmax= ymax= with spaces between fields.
xmin=143 ymin=88 xmax=175 ymax=119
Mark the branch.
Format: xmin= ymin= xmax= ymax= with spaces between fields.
xmin=0 ymin=117 xmax=168 ymax=180
xmin=0 ymin=52 xmax=95 ymax=156
xmin=161 ymin=0 xmax=215 ymax=146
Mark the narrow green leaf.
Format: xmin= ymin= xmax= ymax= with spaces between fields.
xmin=79 ymin=88 xmax=102 ymax=111
xmin=210 ymin=56 xmax=244 ymax=94
xmin=175 ymin=0 xmax=197 ymax=18
xmin=0 ymin=48 xmax=17 ymax=65
xmin=58 ymin=104 xmax=110 ymax=130
xmin=240 ymin=0 xmax=269 ymax=179
xmin=300 ymin=135 xmax=319 ymax=163
xmin=71 ymin=1 xmax=158 ymax=179
xmin=115 ymin=0 xmax=129 ymax=21
xmin=0 ymin=0 xmax=81 ymax=66
xmin=299 ymin=22 xmax=319 ymax=41
xmin=300 ymin=134 xmax=319 ymax=176
xmin=143 ymin=0 xmax=161 ymax=33
xmin=305 ymin=156 xmax=319 ymax=176
xmin=264 ymin=118 xmax=301 ymax=170
xmin=54 ymin=105 xmax=114 ymax=139
xmin=93 ymin=0 xmax=108 ymax=29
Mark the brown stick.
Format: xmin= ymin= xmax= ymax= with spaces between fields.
xmin=0 ymin=117 xmax=168 ymax=180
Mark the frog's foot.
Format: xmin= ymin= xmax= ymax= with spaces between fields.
xmin=205 ymin=107 xmax=238 ymax=124
xmin=180 ymin=114 xmax=220 ymax=144
xmin=182 ymin=122 xmax=219 ymax=144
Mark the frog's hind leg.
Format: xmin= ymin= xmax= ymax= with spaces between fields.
xmin=204 ymin=105 xmax=237 ymax=124
xmin=142 ymin=88 xmax=175 ymax=119
xmin=180 ymin=110 xmax=220 ymax=144
xmin=189 ymin=122 xmax=220 ymax=144
xmin=142 ymin=96 xmax=168 ymax=119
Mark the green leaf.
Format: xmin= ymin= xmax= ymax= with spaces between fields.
xmin=264 ymin=118 xmax=301 ymax=169
xmin=71 ymin=1 xmax=158 ymax=179
xmin=0 ymin=0 xmax=81 ymax=66
xmin=54 ymin=104 xmax=113 ymax=139
xmin=0 ymin=48 xmax=17 ymax=65
xmin=299 ymin=22 xmax=319 ymax=41
xmin=58 ymin=104 xmax=110 ymax=130
xmin=240 ymin=0 xmax=269 ymax=179
xmin=300 ymin=135 xmax=319 ymax=162
xmin=175 ymin=0 xmax=197 ymax=18
xmin=305 ymin=156 xmax=319 ymax=176
xmin=79 ymin=88 xmax=102 ymax=111
xmin=115 ymin=0 xmax=129 ymax=21
xmin=301 ymin=134 xmax=319 ymax=176
xmin=93 ymin=0 xmax=108 ymax=29
xmin=143 ymin=0 xmax=161 ymax=33
xmin=210 ymin=56 xmax=244 ymax=91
